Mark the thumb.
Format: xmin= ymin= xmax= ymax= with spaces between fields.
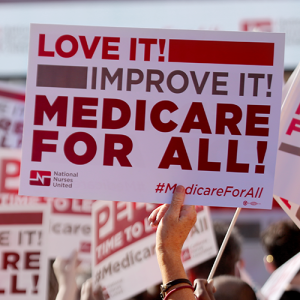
xmin=69 ymin=250 xmax=78 ymax=270
xmin=166 ymin=185 xmax=185 ymax=217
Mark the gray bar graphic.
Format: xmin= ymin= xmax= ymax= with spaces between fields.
xmin=91 ymin=67 xmax=97 ymax=89
xmin=37 ymin=64 xmax=88 ymax=89
xmin=279 ymin=142 xmax=300 ymax=157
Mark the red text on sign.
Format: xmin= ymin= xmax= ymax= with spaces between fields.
xmin=38 ymin=34 xmax=120 ymax=60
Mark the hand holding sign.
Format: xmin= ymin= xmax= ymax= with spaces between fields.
xmin=194 ymin=279 xmax=216 ymax=300
xmin=92 ymin=197 xmax=217 ymax=299
xmin=154 ymin=185 xmax=197 ymax=260
xmin=154 ymin=185 xmax=198 ymax=299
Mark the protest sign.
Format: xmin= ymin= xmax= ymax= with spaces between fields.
xmin=282 ymin=63 xmax=300 ymax=106
xmin=0 ymin=82 xmax=25 ymax=149
xmin=261 ymin=252 xmax=300 ymax=300
xmin=273 ymin=195 xmax=300 ymax=229
xmin=47 ymin=198 xmax=93 ymax=259
xmin=274 ymin=63 xmax=300 ymax=205
xmin=19 ymin=24 xmax=284 ymax=209
xmin=0 ymin=204 xmax=50 ymax=299
xmin=92 ymin=201 xmax=217 ymax=300
xmin=0 ymin=147 xmax=93 ymax=259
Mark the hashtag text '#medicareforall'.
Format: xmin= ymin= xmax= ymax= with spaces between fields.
xmin=156 ymin=183 xmax=263 ymax=199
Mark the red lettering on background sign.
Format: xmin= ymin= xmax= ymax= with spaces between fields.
xmin=280 ymin=198 xmax=292 ymax=210
xmin=0 ymin=159 xmax=20 ymax=194
xmin=95 ymin=202 xmax=158 ymax=263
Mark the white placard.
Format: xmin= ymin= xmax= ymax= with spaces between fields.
xmin=92 ymin=201 xmax=217 ymax=300
xmin=19 ymin=24 xmax=284 ymax=209
xmin=274 ymin=63 xmax=300 ymax=205
xmin=0 ymin=82 xmax=25 ymax=149
xmin=261 ymin=252 xmax=300 ymax=300
xmin=47 ymin=199 xmax=93 ymax=260
xmin=0 ymin=147 xmax=92 ymax=260
xmin=0 ymin=204 xmax=50 ymax=300
xmin=282 ymin=63 xmax=300 ymax=105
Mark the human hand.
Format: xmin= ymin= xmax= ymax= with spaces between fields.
xmin=150 ymin=185 xmax=197 ymax=258
xmin=53 ymin=250 xmax=80 ymax=300
xmin=148 ymin=203 xmax=169 ymax=227
xmin=194 ymin=279 xmax=216 ymax=300
xmin=80 ymin=278 xmax=105 ymax=300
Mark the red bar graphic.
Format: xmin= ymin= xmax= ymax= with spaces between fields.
xmin=0 ymin=212 xmax=43 ymax=225
xmin=0 ymin=89 xmax=25 ymax=102
xmin=168 ymin=40 xmax=274 ymax=66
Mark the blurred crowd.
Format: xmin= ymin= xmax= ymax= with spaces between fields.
xmin=48 ymin=187 xmax=300 ymax=300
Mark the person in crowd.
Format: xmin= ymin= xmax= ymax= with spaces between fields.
xmin=212 ymin=275 xmax=257 ymax=300
xmin=261 ymin=219 xmax=300 ymax=299
xmin=187 ymin=222 xmax=242 ymax=281
xmin=148 ymin=185 xmax=216 ymax=300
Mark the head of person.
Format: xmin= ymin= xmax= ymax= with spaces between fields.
xmin=280 ymin=290 xmax=300 ymax=300
xmin=261 ymin=219 xmax=300 ymax=272
xmin=213 ymin=275 xmax=257 ymax=300
xmin=187 ymin=222 xmax=242 ymax=281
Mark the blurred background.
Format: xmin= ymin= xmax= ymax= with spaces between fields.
xmin=0 ymin=0 xmax=299 ymax=288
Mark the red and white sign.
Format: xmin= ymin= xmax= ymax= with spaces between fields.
xmin=282 ymin=63 xmax=300 ymax=105
xmin=274 ymin=195 xmax=300 ymax=229
xmin=0 ymin=82 xmax=25 ymax=149
xmin=0 ymin=205 xmax=50 ymax=300
xmin=0 ymin=147 xmax=93 ymax=259
xmin=47 ymin=198 xmax=93 ymax=260
xmin=92 ymin=201 xmax=217 ymax=300
xmin=274 ymin=63 xmax=300 ymax=206
xmin=19 ymin=24 xmax=284 ymax=209
xmin=261 ymin=252 xmax=300 ymax=300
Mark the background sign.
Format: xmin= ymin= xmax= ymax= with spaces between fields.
xmin=274 ymin=64 xmax=300 ymax=206
xmin=0 ymin=82 xmax=25 ymax=149
xmin=92 ymin=201 xmax=217 ymax=300
xmin=19 ymin=24 xmax=284 ymax=209
xmin=0 ymin=147 xmax=93 ymax=259
xmin=0 ymin=205 xmax=50 ymax=300
xmin=274 ymin=195 xmax=300 ymax=229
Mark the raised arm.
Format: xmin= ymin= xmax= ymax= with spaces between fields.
xmin=149 ymin=185 xmax=215 ymax=300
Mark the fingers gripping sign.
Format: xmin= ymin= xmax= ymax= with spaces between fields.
xmin=151 ymin=184 xmax=197 ymax=258
xmin=194 ymin=279 xmax=216 ymax=300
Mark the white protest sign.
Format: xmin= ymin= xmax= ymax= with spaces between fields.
xmin=47 ymin=198 xmax=93 ymax=260
xmin=0 ymin=204 xmax=50 ymax=300
xmin=92 ymin=201 xmax=217 ymax=300
xmin=273 ymin=195 xmax=300 ymax=229
xmin=261 ymin=252 xmax=300 ymax=300
xmin=0 ymin=82 xmax=25 ymax=149
xmin=0 ymin=147 xmax=93 ymax=260
xmin=274 ymin=63 xmax=300 ymax=206
xmin=282 ymin=63 xmax=300 ymax=106
xmin=19 ymin=24 xmax=284 ymax=209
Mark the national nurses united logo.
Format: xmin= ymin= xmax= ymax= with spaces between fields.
xmin=29 ymin=170 xmax=51 ymax=186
